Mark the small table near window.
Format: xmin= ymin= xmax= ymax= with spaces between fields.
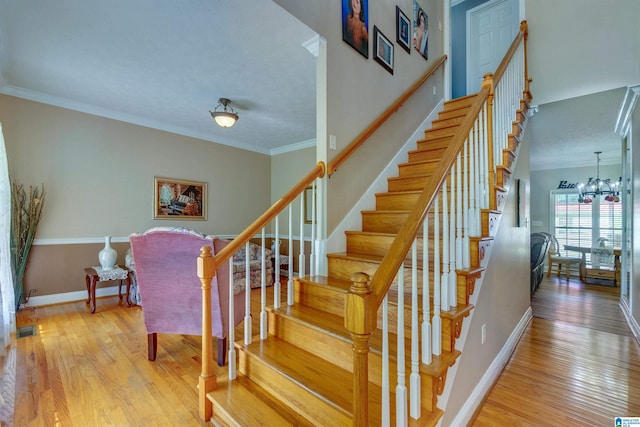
xmin=271 ymin=255 xmax=289 ymax=282
xmin=84 ymin=265 xmax=132 ymax=313
xmin=563 ymin=245 xmax=621 ymax=286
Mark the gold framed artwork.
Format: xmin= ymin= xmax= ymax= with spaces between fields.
xmin=154 ymin=177 xmax=207 ymax=220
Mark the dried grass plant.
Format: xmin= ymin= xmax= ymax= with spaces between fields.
xmin=10 ymin=183 xmax=45 ymax=309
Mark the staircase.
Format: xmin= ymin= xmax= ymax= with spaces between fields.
xmin=203 ymin=90 xmax=529 ymax=425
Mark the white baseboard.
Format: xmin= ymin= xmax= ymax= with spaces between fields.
xmin=22 ymin=285 xmax=122 ymax=308
xmin=449 ymin=307 xmax=533 ymax=427
xmin=620 ymin=298 xmax=640 ymax=341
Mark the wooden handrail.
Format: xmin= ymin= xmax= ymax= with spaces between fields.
xmin=327 ymin=55 xmax=447 ymax=176
xmin=207 ymin=161 xmax=326 ymax=271
xmin=492 ymin=21 xmax=527 ymax=87
xmin=370 ymin=85 xmax=491 ymax=306
xmin=368 ymin=22 xmax=528 ymax=306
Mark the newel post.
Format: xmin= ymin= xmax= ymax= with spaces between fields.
xmin=482 ymin=73 xmax=497 ymax=210
xmin=197 ymin=246 xmax=217 ymax=421
xmin=344 ymin=272 xmax=377 ymax=426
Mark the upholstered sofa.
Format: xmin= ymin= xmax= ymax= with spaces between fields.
xmin=227 ymin=240 xmax=274 ymax=292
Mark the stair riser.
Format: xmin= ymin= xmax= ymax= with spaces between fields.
xmin=408 ymin=147 xmax=447 ymax=163
xmin=294 ymin=281 xmax=345 ymax=317
xmin=443 ymin=95 xmax=476 ymax=110
xmin=398 ymin=161 xmax=439 ymax=177
xmin=437 ymin=106 xmax=470 ymax=120
xmin=268 ymin=311 xmax=353 ymax=371
xmin=327 ymin=256 xmax=380 ymax=282
xmin=431 ymin=115 xmax=464 ymax=129
xmin=424 ymin=126 xmax=457 ymax=140
xmin=238 ymin=351 xmax=351 ymax=426
xmin=416 ymin=136 xmax=452 ymax=151
xmin=388 ymin=175 xmax=431 ymax=192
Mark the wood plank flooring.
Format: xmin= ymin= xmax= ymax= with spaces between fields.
xmin=6 ymin=275 xmax=640 ymax=426
xmin=472 ymin=276 xmax=640 ymax=426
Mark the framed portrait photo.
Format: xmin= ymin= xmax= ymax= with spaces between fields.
xmin=396 ymin=6 xmax=411 ymax=54
xmin=373 ymin=26 xmax=394 ymax=75
xmin=342 ymin=0 xmax=369 ymax=58
xmin=154 ymin=177 xmax=207 ymax=220
xmin=413 ymin=0 xmax=429 ymax=60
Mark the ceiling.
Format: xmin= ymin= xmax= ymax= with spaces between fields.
xmin=0 ymin=0 xmax=318 ymax=155
xmin=0 ymin=1 xmax=637 ymax=167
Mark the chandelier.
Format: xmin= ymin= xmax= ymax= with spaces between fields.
xmin=577 ymin=151 xmax=621 ymax=203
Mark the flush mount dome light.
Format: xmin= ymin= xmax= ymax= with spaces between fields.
xmin=209 ymin=98 xmax=239 ymax=128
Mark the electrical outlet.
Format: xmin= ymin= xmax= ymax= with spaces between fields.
xmin=481 ymin=324 xmax=487 ymax=344
xmin=329 ymin=134 xmax=337 ymax=150
xmin=433 ymin=85 xmax=437 ymax=95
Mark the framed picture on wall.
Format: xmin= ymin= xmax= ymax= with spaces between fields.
xmin=413 ymin=0 xmax=429 ymax=60
xmin=154 ymin=177 xmax=207 ymax=220
xmin=342 ymin=0 xmax=369 ymax=58
xmin=373 ymin=26 xmax=394 ymax=74
xmin=396 ymin=6 xmax=411 ymax=53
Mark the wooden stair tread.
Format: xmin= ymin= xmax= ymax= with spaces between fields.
xmin=420 ymin=350 xmax=461 ymax=377
xmin=238 ymin=336 xmax=376 ymax=417
xmin=208 ymin=375 xmax=316 ymax=427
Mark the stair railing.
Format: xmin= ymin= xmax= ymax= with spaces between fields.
xmin=196 ymin=55 xmax=447 ymax=421
xmin=346 ymin=21 xmax=529 ymax=425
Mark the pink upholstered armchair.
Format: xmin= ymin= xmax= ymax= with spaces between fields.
xmin=129 ymin=227 xmax=245 ymax=366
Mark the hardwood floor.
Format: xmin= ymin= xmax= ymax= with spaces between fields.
xmin=472 ymin=276 xmax=640 ymax=426
xmin=6 ymin=275 xmax=640 ymax=426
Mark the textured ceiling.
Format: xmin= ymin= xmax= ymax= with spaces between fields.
xmin=527 ymin=87 xmax=627 ymax=172
xmin=0 ymin=0 xmax=318 ymax=154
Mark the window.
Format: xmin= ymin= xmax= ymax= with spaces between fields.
xmin=551 ymin=191 xmax=622 ymax=261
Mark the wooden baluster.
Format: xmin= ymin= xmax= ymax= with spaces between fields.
xmin=463 ymin=135 xmax=470 ymax=268
xmin=382 ymin=294 xmax=390 ymax=425
xmin=422 ymin=215 xmax=432 ymax=364
xmin=410 ymin=240 xmax=421 ymax=419
xmin=197 ymin=246 xmax=216 ymax=421
xmin=260 ymin=228 xmax=268 ymax=340
xmin=345 ymin=272 xmax=376 ymax=427
xmin=288 ymin=205 xmax=294 ymax=306
xmin=483 ymin=74 xmax=496 ymax=212
xmin=299 ymin=191 xmax=306 ymax=280
xmin=433 ymin=194 xmax=442 ymax=356
xmin=441 ymin=179 xmax=450 ymax=312
xmin=309 ymin=181 xmax=316 ymax=277
xmin=244 ymin=241 xmax=252 ymax=345
xmin=449 ymin=168 xmax=457 ymax=308
xmin=274 ymin=215 xmax=281 ymax=309
xmin=396 ymin=264 xmax=407 ymax=425
xmin=228 ymin=257 xmax=236 ymax=380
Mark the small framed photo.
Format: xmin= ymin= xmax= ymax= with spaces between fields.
xmin=154 ymin=177 xmax=207 ymax=220
xmin=373 ymin=26 xmax=394 ymax=75
xmin=396 ymin=6 xmax=411 ymax=54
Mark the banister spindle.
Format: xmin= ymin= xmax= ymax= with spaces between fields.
xmin=396 ymin=264 xmax=407 ymax=425
xmin=422 ymin=215 xmax=432 ymax=364
xmin=410 ymin=240 xmax=421 ymax=419
xmin=244 ymin=241 xmax=252 ymax=345
xmin=260 ymin=228 xmax=268 ymax=340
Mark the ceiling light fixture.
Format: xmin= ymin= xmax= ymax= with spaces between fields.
xmin=210 ymin=98 xmax=239 ymax=128
xmin=577 ymin=151 xmax=621 ymax=203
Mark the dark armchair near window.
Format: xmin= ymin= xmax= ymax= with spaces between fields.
xmin=530 ymin=232 xmax=552 ymax=294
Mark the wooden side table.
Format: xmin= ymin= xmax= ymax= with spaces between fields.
xmin=84 ymin=266 xmax=132 ymax=313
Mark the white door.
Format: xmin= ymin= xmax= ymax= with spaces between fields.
xmin=466 ymin=0 xmax=518 ymax=95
